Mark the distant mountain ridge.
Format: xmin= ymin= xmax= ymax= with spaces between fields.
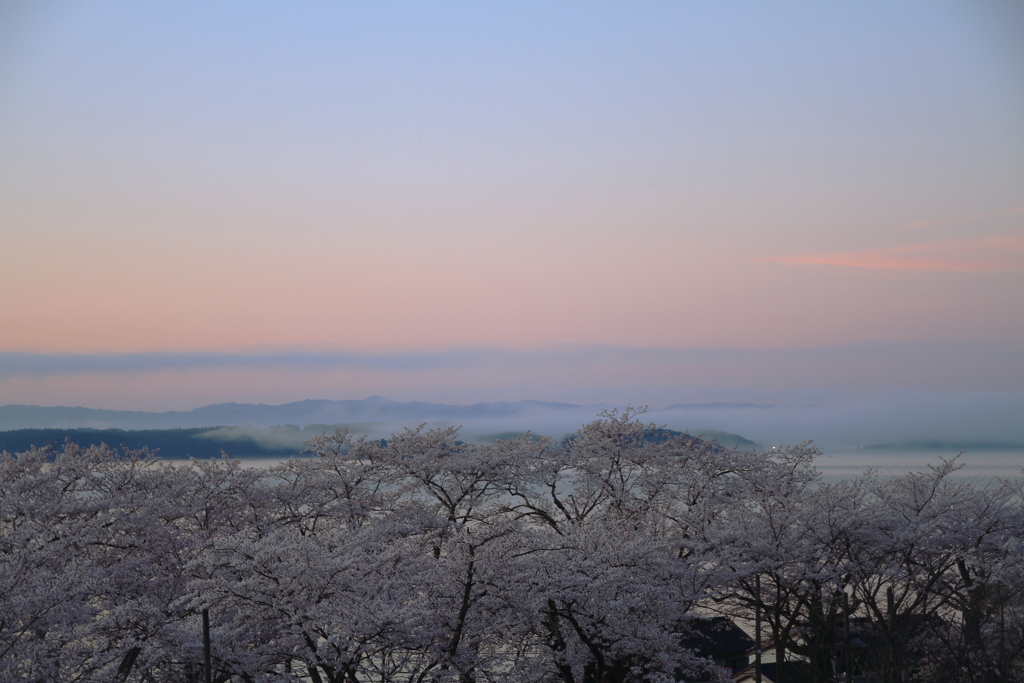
xmin=0 ymin=397 xmax=607 ymax=431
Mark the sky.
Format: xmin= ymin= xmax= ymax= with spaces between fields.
xmin=1 ymin=1 xmax=1023 ymax=421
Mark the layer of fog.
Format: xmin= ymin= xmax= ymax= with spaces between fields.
xmin=3 ymin=391 xmax=1023 ymax=455
xmin=189 ymin=391 xmax=1024 ymax=454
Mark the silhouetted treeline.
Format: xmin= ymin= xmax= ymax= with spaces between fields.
xmin=0 ymin=427 xmax=301 ymax=459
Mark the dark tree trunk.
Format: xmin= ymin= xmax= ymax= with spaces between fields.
xmin=115 ymin=646 xmax=141 ymax=682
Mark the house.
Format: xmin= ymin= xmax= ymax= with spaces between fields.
xmin=678 ymin=617 xmax=757 ymax=681
xmin=732 ymin=661 xmax=815 ymax=683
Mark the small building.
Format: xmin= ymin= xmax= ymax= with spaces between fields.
xmin=678 ymin=617 xmax=757 ymax=681
xmin=732 ymin=661 xmax=815 ymax=683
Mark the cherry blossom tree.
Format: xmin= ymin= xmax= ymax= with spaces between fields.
xmin=3 ymin=412 xmax=1022 ymax=683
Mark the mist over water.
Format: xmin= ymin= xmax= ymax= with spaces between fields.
xmin=4 ymin=391 xmax=1022 ymax=455
xmin=649 ymin=392 xmax=1024 ymax=450
xmin=813 ymin=449 xmax=1023 ymax=483
xmin=142 ymin=395 xmax=1023 ymax=483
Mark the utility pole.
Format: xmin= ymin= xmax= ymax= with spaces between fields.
xmin=755 ymin=575 xmax=762 ymax=683
xmin=203 ymin=608 xmax=212 ymax=683
xmin=844 ymin=591 xmax=852 ymax=683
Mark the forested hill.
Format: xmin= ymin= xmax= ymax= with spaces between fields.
xmin=0 ymin=397 xmax=599 ymax=430
xmin=0 ymin=425 xmax=760 ymax=459
xmin=0 ymin=427 xmax=304 ymax=459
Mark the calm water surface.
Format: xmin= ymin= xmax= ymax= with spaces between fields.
xmin=815 ymin=448 xmax=1023 ymax=483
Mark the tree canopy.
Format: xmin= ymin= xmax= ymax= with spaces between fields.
xmin=2 ymin=410 xmax=1022 ymax=683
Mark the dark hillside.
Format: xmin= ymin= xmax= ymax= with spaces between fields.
xmin=0 ymin=427 xmax=303 ymax=459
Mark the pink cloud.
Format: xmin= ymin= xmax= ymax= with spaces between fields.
xmin=764 ymin=233 xmax=1024 ymax=272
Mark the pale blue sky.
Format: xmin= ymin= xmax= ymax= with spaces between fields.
xmin=1 ymin=1 xmax=1022 ymax=411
